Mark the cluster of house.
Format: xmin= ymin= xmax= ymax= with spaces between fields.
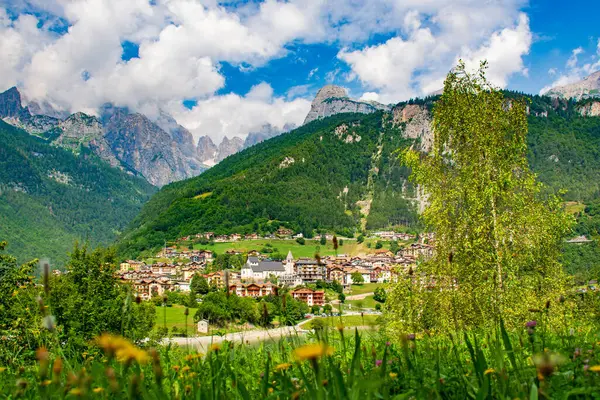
xmin=117 ymin=242 xmax=434 ymax=307
xmin=175 ymin=228 xmax=303 ymax=244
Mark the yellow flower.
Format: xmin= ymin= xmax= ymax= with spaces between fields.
xmin=93 ymin=387 xmax=104 ymax=393
xmin=293 ymin=343 xmax=334 ymax=361
xmin=116 ymin=346 xmax=149 ymax=365
xmin=41 ymin=380 xmax=52 ymax=386
xmin=268 ymin=388 xmax=274 ymax=394
xmin=69 ymin=388 xmax=83 ymax=396
xmin=275 ymin=363 xmax=291 ymax=371
xmin=172 ymin=365 xmax=180 ymax=372
xmin=0 ymin=367 xmax=6 ymax=373
xmin=210 ymin=343 xmax=221 ymax=352
xmin=484 ymin=368 xmax=495 ymax=375
xmin=96 ymin=333 xmax=149 ymax=364
xmin=181 ymin=366 xmax=191 ymax=373
xmin=389 ymin=372 xmax=398 ymax=378
xmin=590 ymin=365 xmax=600 ymax=373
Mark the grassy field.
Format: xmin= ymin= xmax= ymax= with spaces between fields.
xmin=565 ymin=201 xmax=586 ymax=215
xmin=154 ymin=305 xmax=197 ymax=333
xmin=348 ymin=283 xmax=381 ymax=295
xmin=346 ymin=295 xmax=377 ymax=309
xmin=184 ymin=238 xmax=412 ymax=257
xmin=305 ymin=314 xmax=381 ymax=329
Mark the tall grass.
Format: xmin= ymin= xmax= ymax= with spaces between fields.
xmin=2 ymin=318 xmax=600 ymax=399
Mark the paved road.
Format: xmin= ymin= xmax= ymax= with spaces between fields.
xmin=166 ymin=325 xmax=307 ymax=351
xmin=165 ymin=311 xmax=379 ymax=350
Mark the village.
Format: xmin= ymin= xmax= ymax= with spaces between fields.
xmin=117 ymin=230 xmax=435 ymax=308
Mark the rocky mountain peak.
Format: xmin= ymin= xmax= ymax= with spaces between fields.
xmin=0 ymin=86 xmax=30 ymax=120
xmin=545 ymin=71 xmax=600 ymax=100
xmin=304 ymin=85 xmax=390 ymax=125
xmin=313 ymin=85 xmax=349 ymax=103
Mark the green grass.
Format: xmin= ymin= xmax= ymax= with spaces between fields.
xmin=305 ymin=314 xmax=381 ymax=329
xmin=348 ymin=283 xmax=381 ymax=295
xmin=346 ymin=295 xmax=378 ymax=309
xmin=154 ymin=305 xmax=196 ymax=333
xmin=191 ymin=239 xmax=359 ymax=258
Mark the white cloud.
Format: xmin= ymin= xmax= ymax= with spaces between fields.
xmin=459 ymin=13 xmax=531 ymax=89
xmin=338 ymin=9 xmax=531 ymax=103
xmin=168 ymin=84 xmax=311 ymax=143
xmin=540 ymin=40 xmax=600 ymax=94
xmin=1 ymin=0 xmax=533 ymax=142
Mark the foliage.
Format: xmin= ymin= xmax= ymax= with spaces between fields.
xmin=295 ymin=237 xmax=305 ymax=245
xmin=351 ymin=271 xmax=365 ymax=284
xmin=3 ymin=320 xmax=600 ymax=399
xmin=0 ymin=120 xmax=156 ymax=265
xmin=373 ymin=287 xmax=387 ymax=303
xmin=190 ymin=273 xmax=210 ymax=295
xmin=390 ymin=62 xmax=573 ymax=332
xmin=48 ymin=245 xmax=156 ymax=348
xmin=117 ymin=112 xmax=419 ymax=259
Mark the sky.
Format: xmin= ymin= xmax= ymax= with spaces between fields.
xmin=1 ymin=0 xmax=599 ymax=143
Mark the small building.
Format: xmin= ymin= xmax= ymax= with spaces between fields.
xmin=197 ymin=319 xmax=209 ymax=334
xmin=290 ymin=288 xmax=325 ymax=307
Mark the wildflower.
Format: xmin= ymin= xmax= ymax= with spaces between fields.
xmin=406 ymin=333 xmax=416 ymax=341
xmin=210 ymin=343 xmax=221 ymax=352
xmin=590 ymin=365 xmax=600 ymax=373
xmin=41 ymin=380 xmax=52 ymax=386
xmin=293 ymin=343 xmax=334 ymax=361
xmin=275 ymin=363 xmax=291 ymax=371
xmin=385 ymin=341 xmax=391 ymax=347
xmin=525 ymin=320 xmax=537 ymax=328
xmin=69 ymin=388 xmax=83 ymax=396
xmin=172 ymin=366 xmax=181 ymax=372
xmin=96 ymin=333 xmax=149 ymax=365
xmin=484 ymin=368 xmax=495 ymax=375
xmin=268 ymin=388 xmax=274 ymax=394
xmin=375 ymin=360 xmax=383 ymax=367
xmin=0 ymin=367 xmax=5 ymax=373
xmin=93 ymin=387 xmax=104 ymax=394
xmin=533 ymin=353 xmax=565 ymax=381
xmin=389 ymin=372 xmax=398 ymax=378
xmin=336 ymin=324 xmax=345 ymax=332
xmin=181 ymin=366 xmax=191 ymax=373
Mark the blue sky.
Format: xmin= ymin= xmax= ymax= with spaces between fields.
xmin=1 ymin=0 xmax=599 ymax=142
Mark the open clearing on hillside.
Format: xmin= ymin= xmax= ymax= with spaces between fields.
xmin=187 ymin=238 xmax=413 ymax=257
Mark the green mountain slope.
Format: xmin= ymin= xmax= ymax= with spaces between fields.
xmin=0 ymin=120 xmax=156 ymax=264
xmin=118 ymin=95 xmax=600 ymax=259
xmin=118 ymin=113 xmax=418 ymax=258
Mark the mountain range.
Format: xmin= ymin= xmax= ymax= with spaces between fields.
xmin=0 ymin=119 xmax=156 ymax=264
xmin=2 ymin=70 xmax=600 ymax=262
xmin=0 ymin=88 xmax=210 ymax=186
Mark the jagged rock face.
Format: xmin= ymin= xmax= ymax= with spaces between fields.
xmin=546 ymin=71 xmax=600 ymax=100
xmin=578 ymin=101 xmax=600 ymax=117
xmin=0 ymin=87 xmax=29 ymax=119
xmin=52 ymin=112 xmax=121 ymax=168
xmin=0 ymin=87 xmax=60 ymax=134
xmin=197 ymin=135 xmax=245 ymax=166
xmin=303 ymin=85 xmax=390 ymax=124
xmin=103 ymin=109 xmax=203 ymax=186
xmin=196 ymin=136 xmax=218 ymax=166
xmin=244 ymin=123 xmax=281 ymax=148
xmin=217 ymin=136 xmax=244 ymax=161
xmin=392 ymin=104 xmax=433 ymax=151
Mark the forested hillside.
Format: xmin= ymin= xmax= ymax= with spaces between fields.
xmin=0 ymin=121 xmax=156 ymax=264
xmin=118 ymin=112 xmax=419 ymax=259
xmin=118 ymin=94 xmax=600 ymax=259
